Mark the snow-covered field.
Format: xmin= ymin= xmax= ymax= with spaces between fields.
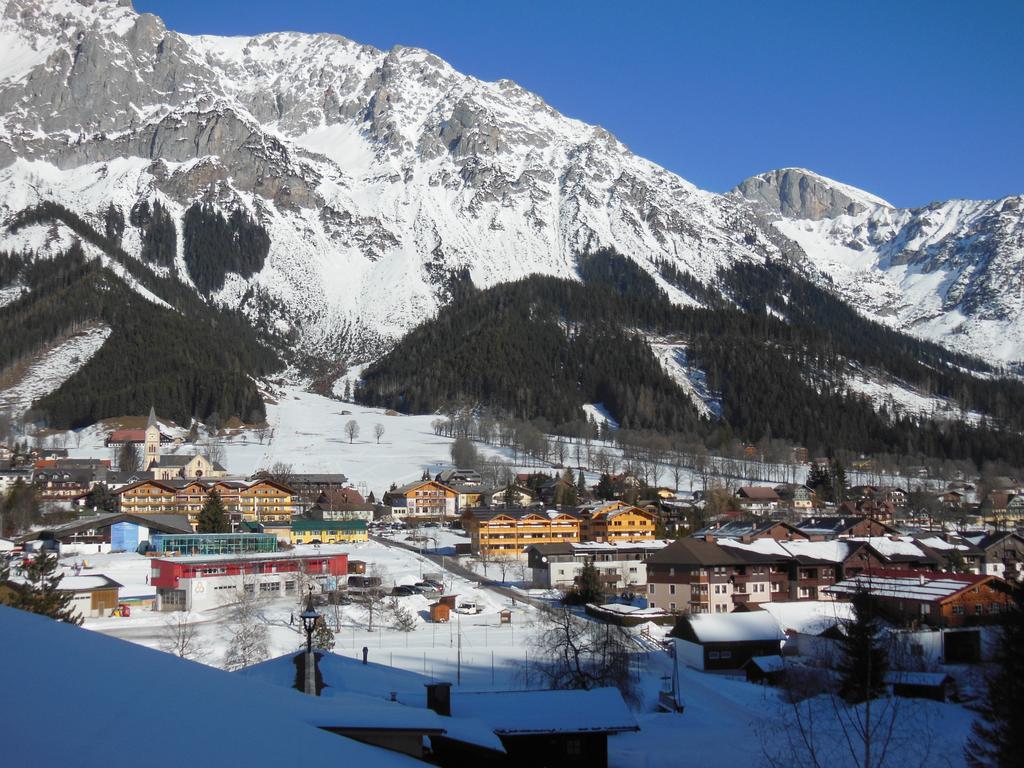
xmin=78 ymin=541 xmax=530 ymax=681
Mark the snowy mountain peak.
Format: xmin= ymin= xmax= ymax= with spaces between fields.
xmin=0 ymin=2 xmax=1020 ymax=366
xmin=732 ymin=167 xmax=894 ymax=220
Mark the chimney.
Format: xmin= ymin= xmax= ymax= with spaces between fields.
xmin=425 ymin=682 xmax=452 ymax=716
xmin=919 ymin=574 xmax=926 ymax=586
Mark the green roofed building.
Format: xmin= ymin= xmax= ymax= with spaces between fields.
xmin=290 ymin=520 xmax=368 ymax=545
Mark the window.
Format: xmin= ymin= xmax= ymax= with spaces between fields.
xmin=975 ymin=604 xmax=983 ymax=615
xmin=669 ymin=602 xmax=676 ymax=611
xmin=952 ymin=605 xmax=964 ymax=615
xmin=669 ymin=585 xmax=676 ymax=595
xmin=648 ymin=584 xmax=655 ymax=594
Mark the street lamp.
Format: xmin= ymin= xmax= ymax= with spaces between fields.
xmin=300 ymin=586 xmax=321 ymax=695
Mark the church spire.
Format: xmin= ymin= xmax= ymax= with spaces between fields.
xmin=146 ymin=405 xmax=157 ymax=429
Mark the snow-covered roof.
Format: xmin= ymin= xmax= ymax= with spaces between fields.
xmin=678 ymin=612 xmax=784 ymax=644
xmin=827 ymin=572 xmax=988 ymax=603
xmin=58 ymin=575 xmax=122 ymax=591
xmin=760 ymin=600 xmax=854 ymax=635
xmin=781 ymin=540 xmax=855 ymax=563
xmin=884 ymin=671 xmax=950 ymax=687
xmin=241 ymin=652 xmax=505 ymax=752
xmin=852 ymin=536 xmax=928 ymax=558
xmin=450 ymin=688 xmax=638 ymax=735
xmin=0 ymin=606 xmax=426 ymax=768
xmin=745 ymin=655 xmax=786 ymax=673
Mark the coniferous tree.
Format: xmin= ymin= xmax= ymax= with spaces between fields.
xmin=502 ymin=483 xmax=518 ymax=507
xmin=197 ymin=490 xmax=230 ymax=533
xmin=570 ymin=558 xmax=603 ymax=604
xmin=311 ymin=616 xmax=335 ymax=651
xmin=965 ymin=597 xmax=1024 ymax=767
xmin=831 ymin=459 xmax=850 ymax=505
xmin=837 ymin=589 xmax=888 ymax=703
xmin=15 ymin=553 xmax=82 ymax=625
xmin=596 ymin=473 xmax=616 ymax=501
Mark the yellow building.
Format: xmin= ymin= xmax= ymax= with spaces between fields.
xmin=578 ymin=500 xmax=657 ymax=543
xmin=118 ymin=478 xmax=298 ymax=531
xmin=462 ymin=508 xmax=580 ymax=557
xmin=290 ymin=520 xmax=369 ymax=545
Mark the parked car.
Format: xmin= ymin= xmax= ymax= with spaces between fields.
xmin=414 ymin=582 xmax=441 ymax=594
xmin=391 ymin=585 xmax=416 ymax=597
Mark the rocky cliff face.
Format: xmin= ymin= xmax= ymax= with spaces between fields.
xmin=733 ymin=169 xmax=1024 ymax=363
xmin=0 ymin=1 xmax=1020 ymax=366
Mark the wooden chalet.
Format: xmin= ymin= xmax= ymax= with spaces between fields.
xmin=461 ymin=507 xmax=580 ymax=557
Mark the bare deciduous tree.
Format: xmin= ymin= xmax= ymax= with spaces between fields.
xmin=344 ymin=419 xmax=360 ymax=444
xmin=222 ymin=580 xmax=269 ymax=671
xmin=374 ymin=423 xmax=385 ymax=444
xmin=160 ymin=611 xmax=205 ymax=660
xmin=528 ymin=604 xmax=638 ymax=705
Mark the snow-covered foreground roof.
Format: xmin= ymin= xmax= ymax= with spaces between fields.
xmin=451 ymin=687 xmax=639 ymax=735
xmin=0 ymin=606 xmax=426 ymax=767
xmin=241 ymin=652 xmax=505 ymax=752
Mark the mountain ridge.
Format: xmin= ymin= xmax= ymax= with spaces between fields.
xmin=0 ymin=0 xmax=1021 ymax=436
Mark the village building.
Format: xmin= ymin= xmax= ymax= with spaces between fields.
xmin=796 ymin=515 xmax=899 ymax=539
xmin=387 ymin=479 xmax=457 ymax=523
xmin=645 ymin=538 xmax=740 ymax=614
xmin=774 ymin=483 xmax=815 ymax=513
xmin=150 ymin=532 xmax=279 ymax=556
xmin=32 ymin=466 xmax=98 ymax=502
xmin=151 ymin=551 xmax=348 ymax=612
xmin=435 ymin=468 xmax=483 ymax=487
xmin=307 ymin=487 xmax=375 ymax=523
xmin=576 ymin=500 xmax=657 ymax=543
xmin=17 ymin=511 xmax=192 ymax=554
xmin=290 ymin=519 xmax=368 ymax=545
xmin=694 ymin=519 xmax=809 ymax=543
xmin=525 ymin=540 xmax=670 ymax=591
xmin=827 ymin=571 xmax=1017 ymax=629
xmin=58 ymin=574 xmax=123 ymax=620
xmin=964 ymin=531 xmax=1024 ymax=580
xmin=487 ymin=483 xmax=537 ymax=508
xmin=444 ymin=687 xmax=638 ymax=768
xmin=461 ymin=508 xmax=580 ymax=557
xmin=117 ymin=478 xmax=298 ymax=535
xmin=734 ymin=486 xmax=781 ymax=516
xmin=670 ymin=611 xmax=783 ymax=671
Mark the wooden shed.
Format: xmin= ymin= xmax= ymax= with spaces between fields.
xmin=430 ymin=602 xmax=451 ymax=623
xmin=885 ymin=671 xmax=951 ymax=702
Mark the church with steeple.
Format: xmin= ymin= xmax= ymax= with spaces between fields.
xmin=107 ymin=407 xmax=228 ymax=480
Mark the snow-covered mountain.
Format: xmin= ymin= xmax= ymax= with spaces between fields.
xmin=0 ymin=0 xmax=785 ymax=360
xmin=732 ymin=168 xmax=1024 ymax=363
xmin=0 ymin=0 xmax=1019 ymax=371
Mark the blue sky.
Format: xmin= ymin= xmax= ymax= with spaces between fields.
xmin=134 ymin=0 xmax=1022 ymax=208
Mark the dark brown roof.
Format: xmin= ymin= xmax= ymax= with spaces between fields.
xmin=645 ymin=537 xmax=737 ymax=567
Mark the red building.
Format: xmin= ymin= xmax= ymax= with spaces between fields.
xmin=152 ymin=551 xmax=348 ymax=612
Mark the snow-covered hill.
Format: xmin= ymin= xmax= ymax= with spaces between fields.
xmin=733 ymin=168 xmax=1024 ymax=362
